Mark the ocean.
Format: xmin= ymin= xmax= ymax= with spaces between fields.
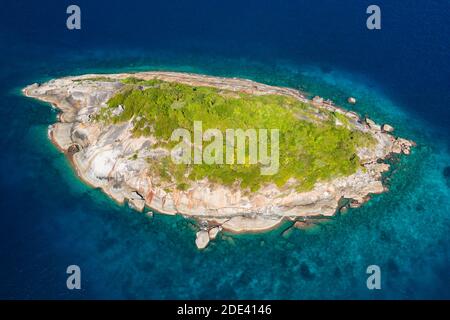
xmin=0 ymin=0 xmax=449 ymax=299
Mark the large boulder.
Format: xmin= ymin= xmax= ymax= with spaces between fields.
xmin=195 ymin=231 xmax=210 ymax=249
xmin=208 ymin=226 xmax=222 ymax=240
xmin=392 ymin=138 xmax=414 ymax=155
xmin=381 ymin=124 xmax=394 ymax=133
xmin=312 ymin=96 xmax=324 ymax=104
xmin=365 ymin=118 xmax=381 ymax=131
xmin=347 ymin=97 xmax=356 ymax=104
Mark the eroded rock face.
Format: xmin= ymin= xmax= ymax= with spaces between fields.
xmin=23 ymin=71 xmax=414 ymax=248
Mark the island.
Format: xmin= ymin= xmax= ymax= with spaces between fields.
xmin=23 ymin=72 xmax=414 ymax=249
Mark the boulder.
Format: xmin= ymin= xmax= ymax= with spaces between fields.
xmin=195 ymin=230 xmax=210 ymax=249
xmin=392 ymin=138 xmax=414 ymax=155
xmin=312 ymin=96 xmax=324 ymax=104
xmin=128 ymin=198 xmax=145 ymax=212
xmin=365 ymin=118 xmax=381 ymax=131
xmin=128 ymin=191 xmax=145 ymax=212
xmin=392 ymin=143 xmax=402 ymax=154
xmin=145 ymin=211 xmax=153 ymax=218
xmin=208 ymin=226 xmax=222 ymax=240
xmin=347 ymin=97 xmax=356 ymax=104
xmin=349 ymin=199 xmax=362 ymax=208
xmin=381 ymin=124 xmax=394 ymax=133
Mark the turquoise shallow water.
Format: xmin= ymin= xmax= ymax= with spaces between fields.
xmin=1 ymin=55 xmax=449 ymax=299
xmin=1 ymin=0 xmax=449 ymax=299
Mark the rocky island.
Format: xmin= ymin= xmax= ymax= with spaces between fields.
xmin=23 ymin=72 xmax=414 ymax=249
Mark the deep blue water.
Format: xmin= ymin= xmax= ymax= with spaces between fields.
xmin=0 ymin=0 xmax=449 ymax=299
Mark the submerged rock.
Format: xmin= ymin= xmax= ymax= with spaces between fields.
xmin=294 ymin=220 xmax=313 ymax=229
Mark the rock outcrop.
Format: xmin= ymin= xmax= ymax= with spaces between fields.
xmin=382 ymin=124 xmax=395 ymax=133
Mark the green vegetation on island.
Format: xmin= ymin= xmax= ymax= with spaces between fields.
xmin=95 ymin=77 xmax=375 ymax=192
xmin=73 ymin=76 xmax=116 ymax=82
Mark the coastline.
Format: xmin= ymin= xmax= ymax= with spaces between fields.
xmin=23 ymin=84 xmax=286 ymax=234
xmin=22 ymin=71 xmax=414 ymax=248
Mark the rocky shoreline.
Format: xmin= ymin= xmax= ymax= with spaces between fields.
xmin=23 ymin=71 xmax=414 ymax=249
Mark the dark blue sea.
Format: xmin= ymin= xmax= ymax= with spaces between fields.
xmin=0 ymin=0 xmax=449 ymax=299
